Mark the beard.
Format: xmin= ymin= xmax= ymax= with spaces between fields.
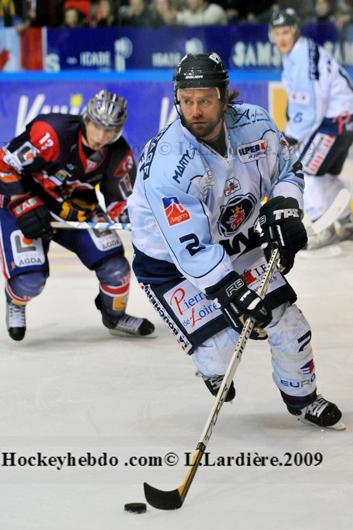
xmin=183 ymin=109 xmax=224 ymax=141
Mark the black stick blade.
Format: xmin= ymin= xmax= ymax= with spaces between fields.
xmin=143 ymin=482 xmax=183 ymax=510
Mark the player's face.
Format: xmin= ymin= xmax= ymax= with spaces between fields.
xmin=271 ymin=26 xmax=297 ymax=53
xmin=178 ymin=88 xmax=226 ymax=141
xmin=83 ymin=121 xmax=120 ymax=150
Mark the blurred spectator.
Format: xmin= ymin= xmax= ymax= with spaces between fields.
xmin=176 ymin=0 xmax=228 ymax=25
xmin=151 ymin=0 xmax=178 ymax=26
xmin=335 ymin=0 xmax=353 ymax=29
xmin=91 ymin=0 xmax=116 ymax=26
xmin=64 ymin=0 xmax=91 ymax=21
xmin=0 ymin=0 xmax=21 ymax=26
xmin=216 ymin=0 xmax=242 ymax=23
xmin=119 ymin=0 xmax=156 ymax=26
xmin=312 ymin=0 xmax=335 ymax=22
xmin=62 ymin=6 xmax=86 ymax=27
xmin=15 ymin=4 xmax=37 ymax=32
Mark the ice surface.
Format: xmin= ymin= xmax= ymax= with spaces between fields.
xmin=1 ymin=231 xmax=353 ymax=530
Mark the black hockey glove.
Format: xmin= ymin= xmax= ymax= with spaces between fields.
xmin=8 ymin=193 xmax=53 ymax=240
xmin=258 ymin=196 xmax=307 ymax=275
xmin=205 ymin=271 xmax=272 ymax=340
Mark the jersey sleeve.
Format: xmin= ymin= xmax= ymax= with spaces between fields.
xmin=142 ymin=158 xmax=234 ymax=292
xmin=0 ymin=118 xmax=60 ymax=197
xmin=259 ymin=108 xmax=305 ymax=207
xmin=101 ymin=138 xmax=136 ymax=221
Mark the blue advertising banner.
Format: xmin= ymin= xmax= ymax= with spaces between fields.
xmin=0 ymin=72 xmax=270 ymax=153
xmin=45 ymin=23 xmax=353 ymax=72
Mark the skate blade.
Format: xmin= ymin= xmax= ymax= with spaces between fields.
xmin=298 ymin=417 xmax=346 ymax=431
xmin=108 ymin=328 xmax=157 ymax=339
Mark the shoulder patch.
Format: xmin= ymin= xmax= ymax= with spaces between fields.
xmin=29 ymin=121 xmax=60 ymax=162
xmin=163 ymin=196 xmax=191 ymax=226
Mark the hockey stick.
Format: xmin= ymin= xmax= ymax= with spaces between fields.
xmin=304 ymin=189 xmax=351 ymax=235
xmin=144 ymin=248 xmax=280 ymax=510
xmin=50 ymin=220 xmax=131 ymax=231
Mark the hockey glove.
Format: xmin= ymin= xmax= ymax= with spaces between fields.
xmin=205 ymin=271 xmax=272 ymax=340
xmin=59 ymin=199 xmax=95 ymax=222
xmin=258 ymin=196 xmax=307 ymax=275
xmin=8 ymin=193 xmax=53 ymax=240
xmin=283 ymin=134 xmax=299 ymax=148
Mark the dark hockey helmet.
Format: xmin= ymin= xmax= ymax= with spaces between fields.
xmin=269 ymin=8 xmax=300 ymax=28
xmin=174 ymin=52 xmax=229 ymax=103
xmin=83 ymin=89 xmax=127 ymax=130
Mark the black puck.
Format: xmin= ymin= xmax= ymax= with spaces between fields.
xmin=124 ymin=502 xmax=147 ymax=514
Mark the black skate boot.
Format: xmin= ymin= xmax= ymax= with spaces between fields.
xmin=95 ymin=295 xmax=155 ymax=337
xmin=6 ymin=299 xmax=26 ymax=341
xmin=289 ymin=394 xmax=345 ymax=430
xmin=202 ymin=375 xmax=235 ymax=402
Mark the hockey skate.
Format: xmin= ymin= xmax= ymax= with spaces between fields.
xmin=107 ymin=313 xmax=155 ymax=337
xmin=289 ymin=394 xmax=345 ymax=430
xmin=95 ymin=295 xmax=155 ymax=337
xmin=202 ymin=374 xmax=236 ymax=402
xmin=6 ymin=299 xmax=26 ymax=341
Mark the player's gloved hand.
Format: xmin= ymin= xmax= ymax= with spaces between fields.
xmin=59 ymin=199 xmax=95 ymax=222
xmin=107 ymin=201 xmax=129 ymax=223
xmin=8 ymin=193 xmax=53 ymax=240
xmin=258 ymin=196 xmax=307 ymax=275
xmin=282 ymin=133 xmax=299 ymax=148
xmin=118 ymin=206 xmax=130 ymax=224
xmin=205 ymin=271 xmax=272 ymax=340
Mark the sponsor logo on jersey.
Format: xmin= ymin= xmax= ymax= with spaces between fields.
xmin=163 ymin=197 xmax=191 ymax=226
xmin=242 ymin=268 xmax=257 ymax=285
xmin=164 ymin=279 xmax=222 ymax=336
xmin=237 ymin=140 xmax=267 ymax=163
xmin=172 ymin=148 xmax=196 ymax=184
xmin=144 ymin=284 xmax=192 ymax=353
xmin=301 ymin=133 xmax=335 ymax=174
xmin=224 ymin=177 xmax=241 ymax=196
xmin=280 ymin=374 xmax=316 ymax=388
xmin=218 ymin=193 xmax=256 ymax=237
xmin=300 ymin=359 xmax=315 ymax=375
xmin=10 ymin=230 xmax=45 ymax=268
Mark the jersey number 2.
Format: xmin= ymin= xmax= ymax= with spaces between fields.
xmin=179 ymin=234 xmax=205 ymax=256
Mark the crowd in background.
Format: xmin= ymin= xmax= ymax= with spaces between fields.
xmin=1 ymin=0 xmax=353 ymax=30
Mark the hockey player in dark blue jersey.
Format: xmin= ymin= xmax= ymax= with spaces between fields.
xmin=0 ymin=90 xmax=154 ymax=341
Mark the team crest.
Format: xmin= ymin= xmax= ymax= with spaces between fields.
xmin=218 ymin=194 xmax=256 ymax=237
xmin=163 ymin=196 xmax=191 ymax=226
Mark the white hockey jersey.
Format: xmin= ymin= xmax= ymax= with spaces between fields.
xmin=128 ymin=103 xmax=304 ymax=293
xmin=282 ymin=36 xmax=353 ymax=145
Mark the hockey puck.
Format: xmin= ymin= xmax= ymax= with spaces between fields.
xmin=124 ymin=502 xmax=147 ymax=514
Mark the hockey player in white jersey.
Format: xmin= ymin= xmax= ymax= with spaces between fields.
xmin=270 ymin=8 xmax=353 ymax=248
xmin=128 ymin=52 xmax=343 ymax=429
